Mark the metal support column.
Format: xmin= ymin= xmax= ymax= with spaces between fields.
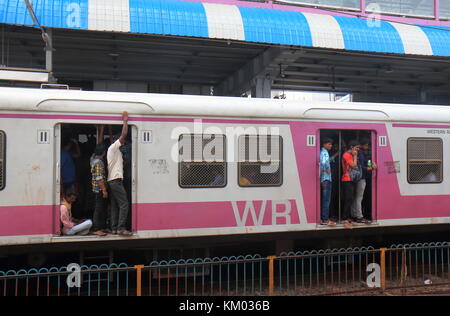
xmin=45 ymin=28 xmax=56 ymax=83
xmin=251 ymin=76 xmax=272 ymax=98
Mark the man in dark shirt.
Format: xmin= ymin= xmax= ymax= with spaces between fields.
xmin=61 ymin=138 xmax=80 ymax=194
xmin=354 ymin=139 xmax=378 ymax=223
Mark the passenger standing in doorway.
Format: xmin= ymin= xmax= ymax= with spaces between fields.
xmin=320 ymin=138 xmax=336 ymax=226
xmin=61 ymin=138 xmax=81 ymax=194
xmin=90 ymin=142 xmax=108 ymax=237
xmin=107 ymin=112 xmax=133 ymax=237
xmin=341 ymin=140 xmax=359 ymax=229
xmin=360 ymin=139 xmax=378 ymax=221
xmin=351 ymin=140 xmax=371 ymax=224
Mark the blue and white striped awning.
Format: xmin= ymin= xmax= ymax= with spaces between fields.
xmin=1 ymin=0 xmax=449 ymax=57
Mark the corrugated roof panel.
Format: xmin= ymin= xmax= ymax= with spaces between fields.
xmin=238 ymin=7 xmax=312 ymax=46
xmin=334 ymin=16 xmax=405 ymax=54
xmin=129 ymin=0 xmax=208 ymax=38
xmin=129 ymin=0 xmax=164 ymax=34
xmin=160 ymin=0 xmax=208 ymax=37
xmin=388 ymin=22 xmax=433 ymax=56
xmin=89 ymin=0 xmax=130 ymax=32
xmin=302 ymin=13 xmax=345 ymax=49
xmin=0 ymin=0 xmax=449 ymax=57
xmin=0 ymin=0 xmax=88 ymax=29
xmin=419 ymin=26 xmax=450 ymax=57
xmin=1 ymin=0 xmax=32 ymax=26
xmin=203 ymin=3 xmax=245 ymax=41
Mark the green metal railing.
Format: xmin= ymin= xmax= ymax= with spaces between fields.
xmin=2 ymin=242 xmax=450 ymax=296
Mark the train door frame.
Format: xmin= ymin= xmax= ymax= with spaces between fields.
xmin=53 ymin=123 xmax=138 ymax=235
xmin=317 ymin=129 xmax=378 ymax=226
xmin=53 ymin=124 xmax=61 ymax=235
xmin=130 ymin=125 xmax=138 ymax=232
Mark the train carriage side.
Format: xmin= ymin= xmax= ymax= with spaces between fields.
xmin=135 ymin=107 xmax=450 ymax=238
xmin=134 ymin=111 xmax=387 ymax=237
xmin=378 ymin=122 xmax=450 ymax=226
xmin=135 ymin=117 xmax=310 ymax=239
xmin=1 ymin=88 xmax=450 ymax=253
xmin=0 ymin=112 xmax=55 ymax=246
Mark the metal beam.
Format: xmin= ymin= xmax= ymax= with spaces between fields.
xmin=217 ymin=47 xmax=304 ymax=97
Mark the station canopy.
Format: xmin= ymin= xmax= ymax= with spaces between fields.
xmin=1 ymin=0 xmax=449 ymax=57
xmin=0 ymin=0 xmax=449 ymax=101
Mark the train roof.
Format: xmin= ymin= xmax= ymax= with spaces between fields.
xmin=0 ymin=87 xmax=448 ymax=123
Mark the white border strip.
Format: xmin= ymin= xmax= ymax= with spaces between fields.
xmin=389 ymin=22 xmax=433 ymax=56
xmin=202 ymin=3 xmax=245 ymax=41
xmin=302 ymin=13 xmax=345 ymax=49
xmin=88 ymin=0 xmax=131 ymax=33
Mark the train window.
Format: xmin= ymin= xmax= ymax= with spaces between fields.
xmin=407 ymin=138 xmax=443 ymax=184
xmin=238 ymin=135 xmax=283 ymax=187
xmin=0 ymin=131 xmax=5 ymax=191
xmin=179 ymin=134 xmax=227 ymax=188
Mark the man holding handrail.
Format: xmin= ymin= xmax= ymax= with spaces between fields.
xmin=107 ymin=112 xmax=133 ymax=237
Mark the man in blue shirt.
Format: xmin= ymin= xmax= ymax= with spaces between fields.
xmin=61 ymin=138 xmax=80 ymax=194
xmin=320 ymin=138 xmax=336 ymax=226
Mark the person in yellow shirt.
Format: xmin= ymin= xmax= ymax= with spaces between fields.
xmin=60 ymin=191 xmax=92 ymax=236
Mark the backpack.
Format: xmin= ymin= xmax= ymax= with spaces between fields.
xmin=349 ymin=161 xmax=363 ymax=183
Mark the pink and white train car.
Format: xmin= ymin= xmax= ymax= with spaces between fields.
xmin=0 ymin=87 xmax=449 ymax=250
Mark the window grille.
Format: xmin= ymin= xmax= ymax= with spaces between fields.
xmin=179 ymin=134 xmax=226 ymax=188
xmin=407 ymin=138 xmax=443 ymax=184
xmin=238 ymin=135 xmax=283 ymax=187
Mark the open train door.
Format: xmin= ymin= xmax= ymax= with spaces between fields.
xmin=53 ymin=123 xmax=138 ymax=235
xmin=318 ymin=130 xmax=377 ymax=225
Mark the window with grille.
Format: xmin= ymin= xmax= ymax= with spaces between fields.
xmin=238 ymin=135 xmax=283 ymax=187
xmin=407 ymin=138 xmax=443 ymax=184
xmin=0 ymin=131 xmax=5 ymax=191
xmin=179 ymin=134 xmax=227 ymax=188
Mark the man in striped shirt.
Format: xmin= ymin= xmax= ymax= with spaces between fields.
xmin=90 ymin=141 xmax=108 ymax=237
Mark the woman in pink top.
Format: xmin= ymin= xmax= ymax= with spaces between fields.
xmin=341 ymin=140 xmax=359 ymax=229
xmin=60 ymin=191 xmax=92 ymax=236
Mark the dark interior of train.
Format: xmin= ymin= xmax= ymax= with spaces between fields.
xmin=320 ymin=130 xmax=374 ymax=223
xmin=60 ymin=124 xmax=133 ymax=233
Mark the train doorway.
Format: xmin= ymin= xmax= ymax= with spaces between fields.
xmin=55 ymin=123 xmax=136 ymax=235
xmin=319 ymin=130 xmax=377 ymax=226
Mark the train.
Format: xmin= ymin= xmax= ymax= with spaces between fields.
xmin=1 ymin=87 xmax=450 ymax=265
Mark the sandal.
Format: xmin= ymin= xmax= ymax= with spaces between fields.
xmin=341 ymin=221 xmax=353 ymax=229
xmin=327 ymin=221 xmax=337 ymax=227
xmin=356 ymin=218 xmax=371 ymax=224
xmin=92 ymin=231 xmax=107 ymax=237
xmin=118 ymin=230 xmax=133 ymax=237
